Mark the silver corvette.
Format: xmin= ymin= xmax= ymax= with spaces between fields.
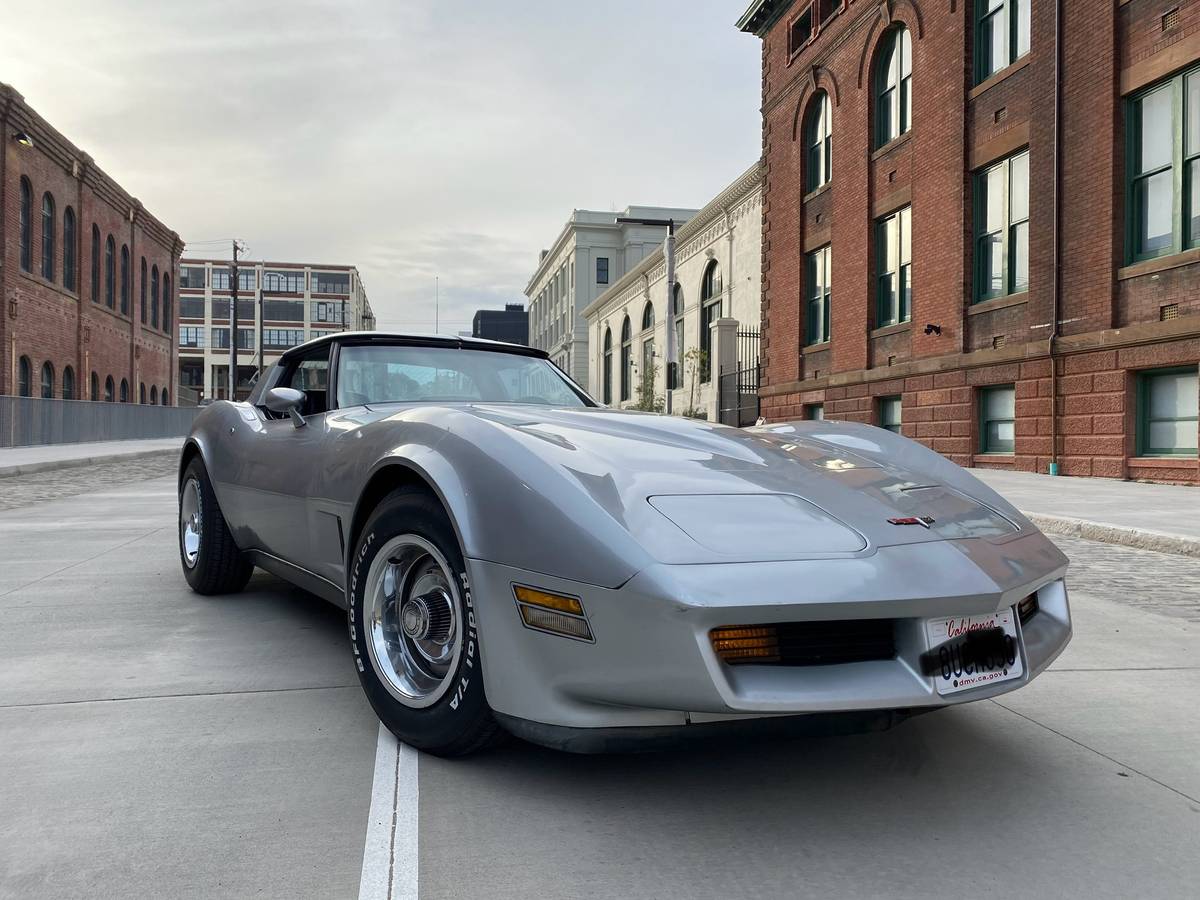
xmin=178 ymin=332 xmax=1072 ymax=755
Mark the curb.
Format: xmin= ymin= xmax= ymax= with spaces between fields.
xmin=1025 ymin=512 xmax=1200 ymax=559
xmin=0 ymin=448 xmax=179 ymax=479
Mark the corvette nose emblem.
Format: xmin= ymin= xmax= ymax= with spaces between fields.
xmin=888 ymin=516 xmax=935 ymax=528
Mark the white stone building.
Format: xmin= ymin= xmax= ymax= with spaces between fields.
xmin=524 ymin=205 xmax=699 ymax=386
xmin=177 ymin=258 xmax=374 ymax=401
xmin=582 ymin=162 xmax=762 ymax=421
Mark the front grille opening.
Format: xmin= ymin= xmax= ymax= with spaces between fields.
xmin=1017 ymin=593 xmax=1039 ymax=624
xmin=711 ymin=619 xmax=896 ymax=667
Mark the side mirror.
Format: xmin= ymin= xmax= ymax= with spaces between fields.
xmin=264 ymin=386 xmax=307 ymax=428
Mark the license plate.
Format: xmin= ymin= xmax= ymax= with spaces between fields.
xmin=923 ymin=609 xmax=1023 ymax=695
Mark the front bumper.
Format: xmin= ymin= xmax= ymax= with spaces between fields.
xmin=468 ymin=530 xmax=1071 ymax=737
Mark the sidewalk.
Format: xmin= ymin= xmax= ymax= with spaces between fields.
xmin=0 ymin=438 xmax=183 ymax=478
xmin=973 ymin=468 xmax=1200 ymax=558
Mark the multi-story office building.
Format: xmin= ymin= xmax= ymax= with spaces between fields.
xmin=1 ymin=83 xmax=182 ymax=403
xmin=177 ymin=258 xmax=374 ymax=400
xmin=472 ymin=303 xmax=528 ymax=345
xmin=583 ymin=162 xmax=763 ymax=421
xmin=525 ymin=205 xmax=698 ymax=385
xmin=738 ymin=0 xmax=1200 ymax=484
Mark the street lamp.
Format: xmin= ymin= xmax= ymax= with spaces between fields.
xmin=616 ymin=217 xmax=676 ymax=415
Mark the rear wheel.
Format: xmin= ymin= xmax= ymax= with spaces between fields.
xmin=179 ymin=457 xmax=253 ymax=595
xmin=348 ymin=489 xmax=501 ymax=756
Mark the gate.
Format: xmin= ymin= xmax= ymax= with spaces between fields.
xmin=717 ymin=329 xmax=761 ymax=427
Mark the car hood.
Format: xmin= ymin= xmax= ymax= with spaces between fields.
xmin=457 ymin=405 xmax=1024 ymax=566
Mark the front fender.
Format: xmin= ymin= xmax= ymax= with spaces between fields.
xmin=351 ymin=413 xmax=649 ymax=590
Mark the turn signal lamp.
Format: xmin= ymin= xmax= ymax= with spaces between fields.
xmin=513 ymin=585 xmax=593 ymax=642
xmin=710 ymin=625 xmax=780 ymax=664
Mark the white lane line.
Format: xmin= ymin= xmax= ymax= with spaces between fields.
xmin=359 ymin=722 xmax=419 ymax=900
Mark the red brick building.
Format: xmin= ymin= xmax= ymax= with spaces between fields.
xmin=739 ymin=0 xmax=1200 ymax=483
xmin=2 ymin=83 xmax=182 ymax=404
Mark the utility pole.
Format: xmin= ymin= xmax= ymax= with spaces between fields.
xmin=616 ymin=217 xmax=676 ymax=414
xmin=435 ymin=276 xmax=439 ymax=334
xmin=229 ymin=240 xmax=239 ymax=400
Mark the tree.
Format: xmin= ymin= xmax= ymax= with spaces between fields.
xmin=633 ymin=360 xmax=664 ymax=412
xmin=680 ymin=347 xmax=708 ymax=420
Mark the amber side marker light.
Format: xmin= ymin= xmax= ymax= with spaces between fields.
xmin=513 ymin=585 xmax=594 ymax=642
xmin=710 ymin=625 xmax=780 ymax=664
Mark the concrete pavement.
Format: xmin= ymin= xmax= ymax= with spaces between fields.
xmin=1 ymin=470 xmax=1198 ymax=899
xmin=973 ymin=468 xmax=1200 ymax=557
xmin=0 ymin=478 xmax=378 ymax=898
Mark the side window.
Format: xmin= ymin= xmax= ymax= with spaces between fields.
xmin=285 ymin=350 xmax=330 ymax=415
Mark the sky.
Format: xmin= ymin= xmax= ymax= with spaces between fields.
xmin=4 ymin=1 xmax=761 ymax=334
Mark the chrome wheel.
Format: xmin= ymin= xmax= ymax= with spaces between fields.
xmin=365 ymin=535 xmax=462 ymax=708
xmin=180 ymin=477 xmax=202 ymax=568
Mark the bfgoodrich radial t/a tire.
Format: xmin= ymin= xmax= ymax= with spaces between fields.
xmin=348 ymin=489 xmax=501 ymax=757
xmin=179 ymin=457 xmax=254 ymax=595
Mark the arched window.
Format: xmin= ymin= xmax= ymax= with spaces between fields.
xmin=151 ymin=265 xmax=160 ymax=328
xmin=140 ymin=257 xmax=148 ymax=323
xmin=161 ymin=387 xmax=169 ymax=406
xmin=875 ymin=27 xmax=912 ymax=148
xmin=18 ymin=356 xmax=32 ymax=397
xmin=91 ymin=372 xmax=100 ymax=401
xmin=162 ymin=273 xmax=172 ymax=332
xmin=104 ymin=376 xmax=115 ymax=403
xmin=19 ymin=177 xmax=33 ymax=272
xmin=620 ymin=316 xmax=632 ymax=403
xmin=699 ymin=260 xmax=722 ymax=384
xmin=602 ymin=327 xmax=613 ymax=405
xmin=641 ymin=302 xmax=656 ymax=401
xmin=805 ymin=90 xmax=832 ymax=191
xmin=119 ymin=378 xmax=129 ymax=403
xmin=120 ymin=245 xmax=130 ymax=315
xmin=91 ymin=226 xmax=101 ymax=302
xmin=669 ymin=283 xmax=685 ymax=390
xmin=63 ymin=207 xmax=77 ymax=292
xmin=150 ymin=385 xmax=158 ymax=405
xmin=41 ymin=193 xmax=56 ymax=280
xmin=63 ymin=366 xmax=76 ymax=400
xmin=139 ymin=382 xmax=147 ymax=404
xmin=105 ymin=236 xmax=115 ymax=308
xmin=40 ymin=362 xmax=55 ymax=399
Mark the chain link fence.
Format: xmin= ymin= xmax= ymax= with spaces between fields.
xmin=0 ymin=396 xmax=200 ymax=448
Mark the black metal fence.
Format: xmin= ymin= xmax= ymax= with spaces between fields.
xmin=0 ymin=396 xmax=200 ymax=448
xmin=717 ymin=329 xmax=761 ymax=427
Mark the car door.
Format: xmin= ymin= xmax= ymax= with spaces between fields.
xmin=241 ymin=345 xmax=335 ymax=567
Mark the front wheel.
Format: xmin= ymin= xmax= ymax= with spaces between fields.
xmin=179 ymin=457 xmax=254 ymax=595
xmin=348 ymin=490 xmax=502 ymax=756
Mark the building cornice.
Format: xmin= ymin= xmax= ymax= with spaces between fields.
xmin=524 ymin=222 xmax=579 ymax=295
xmin=737 ymin=0 xmax=795 ymax=36
xmin=582 ymin=160 xmax=764 ymax=321
xmin=181 ymin=258 xmax=361 ymax=271
xmin=1 ymin=82 xmax=181 ymax=254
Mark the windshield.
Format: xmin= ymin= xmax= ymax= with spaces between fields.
xmin=335 ymin=344 xmax=592 ymax=408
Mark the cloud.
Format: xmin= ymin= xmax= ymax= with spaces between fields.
xmin=4 ymin=0 xmax=761 ymax=333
